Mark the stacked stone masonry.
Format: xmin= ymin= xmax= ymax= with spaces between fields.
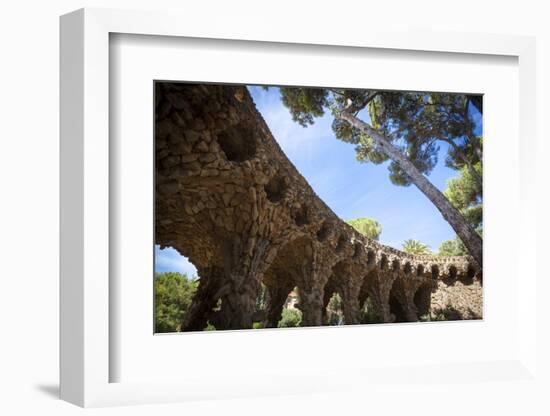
xmin=155 ymin=83 xmax=482 ymax=331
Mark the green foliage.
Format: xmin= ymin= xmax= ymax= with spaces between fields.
xmin=204 ymin=323 xmax=216 ymax=331
xmin=252 ymin=322 xmax=265 ymax=329
xmin=155 ymin=272 xmax=198 ymax=333
xmin=279 ymin=87 xmax=329 ymax=127
xmin=438 ymin=237 xmax=468 ymax=257
xmin=326 ymin=293 xmax=344 ymax=325
xmin=402 ymin=239 xmax=431 ymax=255
xmin=444 ymin=162 xmax=483 ymax=229
xmin=346 ymin=217 xmax=382 ymax=240
xmin=277 ymin=308 xmax=302 ymax=328
xmin=255 ymin=283 xmax=268 ymax=313
xmin=278 ymin=87 xmax=481 ymax=189
xmin=438 ymin=155 xmax=483 ymax=257
xmin=360 ymin=297 xmax=381 ymax=324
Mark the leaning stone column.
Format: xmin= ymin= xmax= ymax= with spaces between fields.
xmin=297 ymin=284 xmax=325 ymax=327
xmin=182 ymin=266 xmax=223 ymax=331
xmin=295 ymin=244 xmax=334 ymax=327
xmin=333 ymin=263 xmax=362 ymax=325
xmin=212 ymin=236 xmax=276 ymax=330
xmin=414 ymin=281 xmax=436 ymax=317
xmin=340 ymin=282 xmax=361 ymax=325
xmin=365 ymin=269 xmax=396 ymax=323
xmin=391 ymin=275 xmax=423 ymax=322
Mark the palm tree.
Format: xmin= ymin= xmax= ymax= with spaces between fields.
xmin=402 ymin=239 xmax=431 ymax=255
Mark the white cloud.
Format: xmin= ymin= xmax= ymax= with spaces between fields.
xmin=155 ymin=245 xmax=198 ymax=277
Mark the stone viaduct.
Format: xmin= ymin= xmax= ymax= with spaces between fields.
xmin=155 ymin=82 xmax=481 ymax=331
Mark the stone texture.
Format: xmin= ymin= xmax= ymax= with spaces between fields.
xmin=155 ymin=82 xmax=482 ymax=331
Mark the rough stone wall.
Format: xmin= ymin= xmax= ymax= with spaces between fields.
xmin=155 ymin=82 xmax=482 ymax=330
xmin=428 ymin=280 xmax=483 ymax=320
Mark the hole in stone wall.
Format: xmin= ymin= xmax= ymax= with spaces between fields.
xmin=392 ymin=259 xmax=400 ymax=272
xmin=403 ymin=262 xmax=412 ymax=274
xmin=431 ymin=265 xmax=439 ymax=279
xmin=292 ymin=205 xmax=309 ymax=227
xmin=264 ymin=174 xmax=288 ymax=203
xmin=335 ymin=234 xmax=347 ymax=253
xmin=449 ymin=265 xmax=458 ymax=279
xmin=217 ymin=122 xmax=257 ymax=162
xmin=417 ymin=265 xmax=424 ymax=277
xmin=316 ymin=220 xmax=332 ymax=242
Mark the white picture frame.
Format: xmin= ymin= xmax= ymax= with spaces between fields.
xmin=60 ymin=7 xmax=539 ymax=408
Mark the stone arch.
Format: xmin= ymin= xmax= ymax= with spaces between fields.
xmin=261 ymin=236 xmax=312 ymax=328
xmin=327 ymin=260 xmax=361 ymax=325
xmin=322 ymin=275 xmax=341 ymax=325
xmin=391 ymin=258 xmax=401 ymax=273
xmin=463 ymin=265 xmax=478 ymax=284
xmin=389 ymin=291 xmax=407 ymax=323
xmin=449 ymin=265 xmax=458 ymax=279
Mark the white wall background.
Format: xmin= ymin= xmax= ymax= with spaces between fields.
xmin=0 ymin=1 xmax=548 ymax=415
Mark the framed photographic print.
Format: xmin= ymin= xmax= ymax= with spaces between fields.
xmin=152 ymin=80 xmax=483 ymax=334
xmin=60 ymin=7 xmax=539 ymax=408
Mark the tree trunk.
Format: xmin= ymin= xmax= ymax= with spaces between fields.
xmin=339 ymin=111 xmax=482 ymax=267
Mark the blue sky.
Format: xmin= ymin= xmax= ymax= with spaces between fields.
xmin=156 ymin=86 xmax=482 ymax=276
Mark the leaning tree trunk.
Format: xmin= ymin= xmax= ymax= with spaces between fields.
xmin=339 ymin=111 xmax=483 ymax=267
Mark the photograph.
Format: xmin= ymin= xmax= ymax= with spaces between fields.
xmin=154 ymin=82 xmax=483 ymax=332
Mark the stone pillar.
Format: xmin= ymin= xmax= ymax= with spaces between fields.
xmin=297 ymin=284 xmax=325 ymax=327
xmin=294 ymin=244 xmax=334 ymax=328
xmin=391 ymin=275 xmax=423 ymax=322
xmin=414 ymin=282 xmax=435 ymax=317
xmin=340 ymin=283 xmax=361 ymax=325
xmin=365 ymin=269 xmax=396 ymax=323
xmin=182 ymin=266 xmax=223 ymax=331
xmin=213 ymin=236 xmax=275 ymax=330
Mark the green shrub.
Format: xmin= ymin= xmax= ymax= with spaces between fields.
xmin=155 ymin=272 xmax=197 ymax=333
xmin=278 ymin=308 xmax=302 ymax=328
xmin=326 ymin=293 xmax=344 ymax=325
xmin=203 ymin=323 xmax=216 ymax=331
xmin=360 ymin=297 xmax=381 ymax=324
